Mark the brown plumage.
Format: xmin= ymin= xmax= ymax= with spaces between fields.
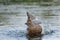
xmin=25 ymin=12 xmax=42 ymax=37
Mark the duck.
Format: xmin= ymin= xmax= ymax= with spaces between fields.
xmin=25 ymin=12 xmax=42 ymax=37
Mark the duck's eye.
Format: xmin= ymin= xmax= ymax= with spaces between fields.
xmin=25 ymin=23 xmax=27 ymax=25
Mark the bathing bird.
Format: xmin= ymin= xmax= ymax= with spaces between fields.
xmin=25 ymin=12 xmax=42 ymax=37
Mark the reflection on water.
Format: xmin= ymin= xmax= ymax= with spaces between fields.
xmin=28 ymin=37 xmax=42 ymax=40
xmin=0 ymin=2 xmax=60 ymax=40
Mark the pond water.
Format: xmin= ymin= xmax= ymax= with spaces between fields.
xmin=0 ymin=2 xmax=60 ymax=40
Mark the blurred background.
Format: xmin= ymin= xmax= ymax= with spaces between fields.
xmin=0 ymin=0 xmax=60 ymax=40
